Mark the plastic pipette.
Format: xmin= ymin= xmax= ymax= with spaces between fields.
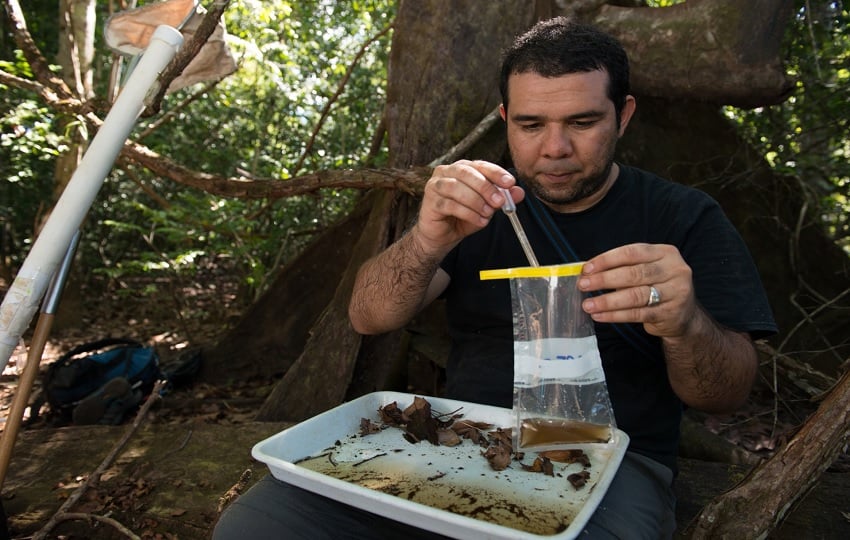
xmin=498 ymin=188 xmax=539 ymax=267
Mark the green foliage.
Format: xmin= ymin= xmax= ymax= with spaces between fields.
xmin=0 ymin=0 xmax=60 ymax=61
xmin=211 ymin=0 xmax=393 ymax=176
xmin=114 ymin=0 xmax=395 ymax=299
xmin=0 ymin=52 xmax=62 ymax=270
xmin=724 ymin=1 xmax=850 ymax=252
xmin=3 ymin=0 xmax=394 ymax=302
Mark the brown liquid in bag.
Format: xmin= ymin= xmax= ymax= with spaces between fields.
xmin=520 ymin=417 xmax=612 ymax=447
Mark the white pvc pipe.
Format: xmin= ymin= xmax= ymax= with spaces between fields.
xmin=0 ymin=25 xmax=183 ymax=371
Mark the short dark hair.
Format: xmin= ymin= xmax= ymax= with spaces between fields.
xmin=499 ymin=18 xmax=630 ymax=119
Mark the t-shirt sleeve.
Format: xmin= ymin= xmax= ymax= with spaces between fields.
xmin=674 ymin=196 xmax=778 ymax=339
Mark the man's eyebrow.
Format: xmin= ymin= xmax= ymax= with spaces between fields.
xmin=509 ymin=109 xmax=607 ymax=123
xmin=510 ymin=113 xmax=545 ymax=123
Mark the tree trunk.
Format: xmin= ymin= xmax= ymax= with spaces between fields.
xmin=254 ymin=190 xmax=397 ymax=421
xmin=51 ymin=0 xmax=95 ymax=332
xmin=200 ymin=197 xmax=372 ymax=384
xmin=595 ymin=0 xmax=794 ymax=107
xmin=384 ymin=0 xmax=537 ymax=166
xmin=53 ymin=0 xmax=95 ymax=201
xmin=246 ymin=0 xmax=540 ymax=419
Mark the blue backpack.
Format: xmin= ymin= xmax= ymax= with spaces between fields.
xmin=43 ymin=337 xmax=164 ymax=424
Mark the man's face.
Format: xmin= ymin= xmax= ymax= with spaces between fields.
xmin=501 ymin=70 xmax=633 ymax=212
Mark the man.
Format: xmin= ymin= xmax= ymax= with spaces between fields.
xmin=215 ymin=18 xmax=776 ymax=539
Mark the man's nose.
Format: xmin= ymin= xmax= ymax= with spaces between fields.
xmin=541 ymin=125 xmax=572 ymax=158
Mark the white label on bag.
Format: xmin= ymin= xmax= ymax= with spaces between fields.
xmin=513 ymin=336 xmax=605 ymax=386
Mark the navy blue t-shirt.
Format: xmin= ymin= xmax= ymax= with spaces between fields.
xmin=438 ymin=164 xmax=777 ymax=471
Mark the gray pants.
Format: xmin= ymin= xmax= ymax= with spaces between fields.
xmin=213 ymin=451 xmax=676 ymax=539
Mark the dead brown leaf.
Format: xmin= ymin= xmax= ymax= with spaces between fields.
xmin=538 ymin=449 xmax=591 ymax=467
xmin=405 ymin=409 xmax=439 ymax=445
xmin=451 ymin=419 xmax=493 ymax=446
xmin=437 ymin=427 xmax=462 ymax=447
xmin=521 ymin=456 xmax=555 ymax=476
xmin=359 ymin=417 xmax=382 ymax=435
xmin=567 ymin=470 xmax=591 ymax=489
xmin=482 ymin=441 xmax=512 ymax=471
xmin=378 ymin=401 xmax=405 ymax=426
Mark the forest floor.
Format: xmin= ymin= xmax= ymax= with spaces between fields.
xmin=0 ymin=270 xmax=848 ymax=538
xmin=0 ymin=268 xmax=269 ymax=538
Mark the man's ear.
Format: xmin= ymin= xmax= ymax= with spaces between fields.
xmin=499 ymin=103 xmax=507 ymax=121
xmin=618 ymin=96 xmax=636 ymax=136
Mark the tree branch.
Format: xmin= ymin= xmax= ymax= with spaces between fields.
xmin=33 ymin=380 xmax=167 ymax=540
xmin=686 ymin=367 xmax=850 ymax=538
xmin=118 ymin=140 xmax=429 ymax=198
xmin=144 ymin=0 xmax=232 ymax=115
xmin=3 ymin=62 xmax=429 ymax=200
xmin=49 ymin=513 xmax=141 ymax=540
xmin=292 ymin=20 xmax=395 ymax=176
xmin=0 ymin=68 xmax=47 ymax=96
xmin=429 ymin=106 xmax=502 ymax=167
xmin=3 ymin=0 xmax=75 ymax=100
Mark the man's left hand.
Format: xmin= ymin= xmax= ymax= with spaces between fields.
xmin=577 ymin=243 xmax=698 ymax=338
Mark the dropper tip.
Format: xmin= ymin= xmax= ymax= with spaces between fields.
xmin=498 ymin=187 xmax=516 ymax=213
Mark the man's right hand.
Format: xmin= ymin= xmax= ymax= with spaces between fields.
xmin=348 ymin=160 xmax=521 ymax=335
xmin=413 ymin=160 xmax=523 ymax=258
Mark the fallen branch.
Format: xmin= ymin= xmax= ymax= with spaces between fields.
xmin=685 ymin=366 xmax=850 ymax=538
xmin=49 ymin=512 xmax=141 ymax=540
xmin=757 ymin=341 xmax=837 ymax=399
xmin=217 ymin=468 xmax=253 ymax=514
xmin=33 ymin=380 xmax=167 ymax=540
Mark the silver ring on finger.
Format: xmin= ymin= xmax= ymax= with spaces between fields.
xmin=647 ymin=285 xmax=662 ymax=307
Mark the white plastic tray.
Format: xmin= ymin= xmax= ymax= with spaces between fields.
xmin=252 ymin=391 xmax=628 ymax=539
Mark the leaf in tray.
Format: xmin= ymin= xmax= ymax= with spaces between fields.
xmin=437 ymin=427 xmax=462 ymax=447
xmin=487 ymin=427 xmax=513 ymax=447
xmin=521 ymin=456 xmax=555 ymax=476
xmin=378 ymin=401 xmax=405 ymax=426
xmin=404 ymin=399 xmax=439 ymax=445
xmin=359 ymin=417 xmax=383 ymax=436
xmin=482 ymin=439 xmax=513 ymax=471
xmin=451 ymin=419 xmax=493 ymax=446
xmin=567 ymin=470 xmax=591 ymax=489
xmin=538 ymin=449 xmax=591 ymax=467
xmin=381 ymin=397 xmax=511 ymax=456
xmin=542 ymin=456 xmax=555 ymax=476
xmin=403 ymin=396 xmax=431 ymax=419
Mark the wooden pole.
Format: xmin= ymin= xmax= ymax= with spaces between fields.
xmin=0 ymin=231 xmax=80 ymax=489
xmin=0 ymin=311 xmax=55 ymax=488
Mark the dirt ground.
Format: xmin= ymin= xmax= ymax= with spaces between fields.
xmin=1 ymin=272 xmax=848 ymax=538
xmin=0 ymin=270 xmax=264 ymax=538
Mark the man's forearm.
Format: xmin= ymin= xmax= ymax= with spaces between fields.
xmin=349 ymin=227 xmax=445 ymax=335
xmin=662 ymin=307 xmax=758 ymax=413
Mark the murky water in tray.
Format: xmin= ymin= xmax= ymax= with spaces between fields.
xmin=295 ymin=433 xmax=598 ymax=536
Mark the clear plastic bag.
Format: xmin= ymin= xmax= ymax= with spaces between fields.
xmin=481 ymin=263 xmax=617 ymax=453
